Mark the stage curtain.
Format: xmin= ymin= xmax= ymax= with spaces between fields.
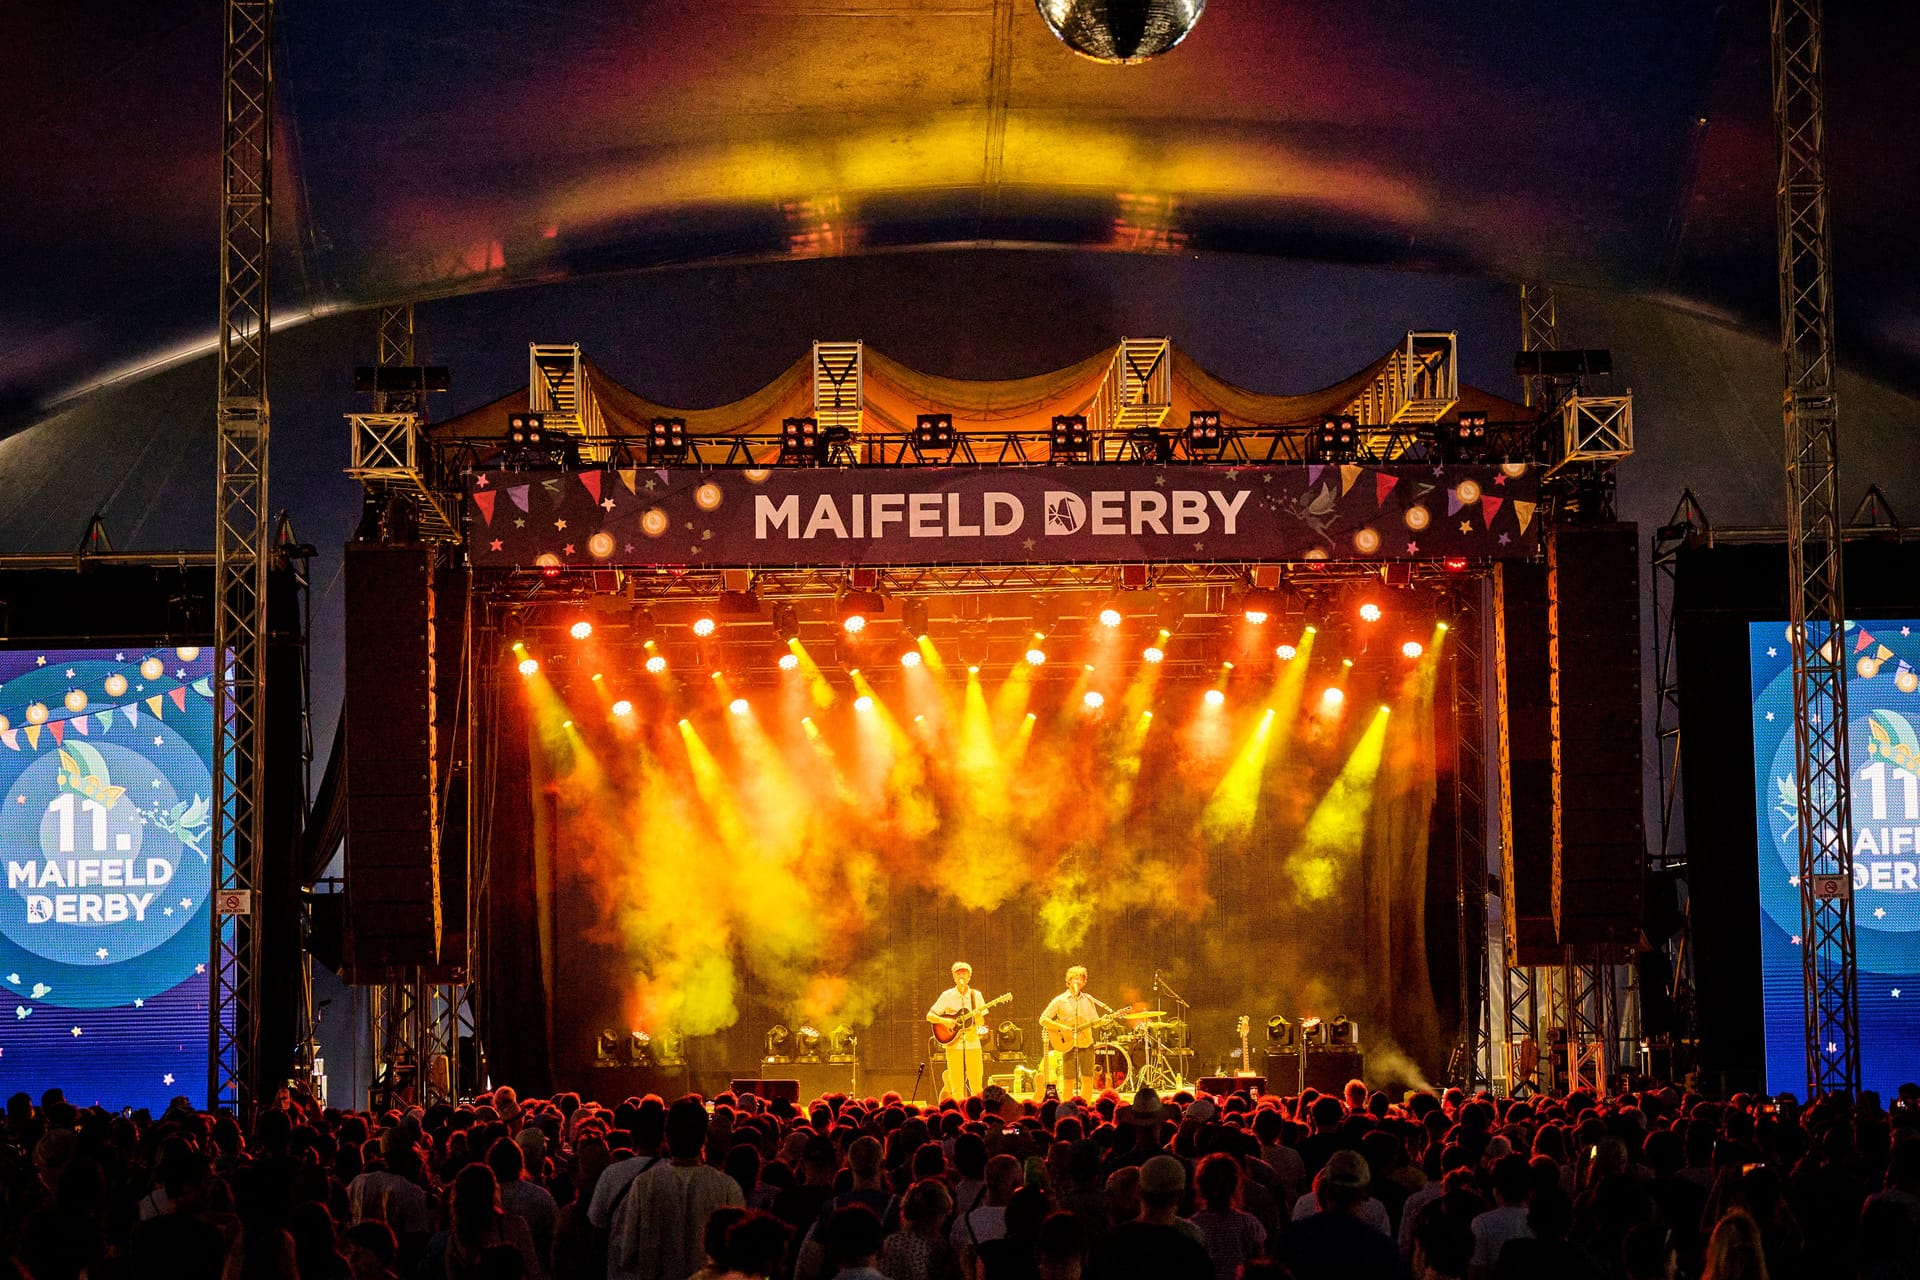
xmin=480 ymin=678 xmax=555 ymax=1094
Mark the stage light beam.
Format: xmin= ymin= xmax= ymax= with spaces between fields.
xmin=645 ymin=654 xmax=668 ymax=674
xmin=692 ymin=616 xmax=717 ymax=637
xmin=1402 ymin=639 xmax=1424 ymax=659
xmin=1358 ymin=602 xmax=1382 ymax=623
xmin=570 ymin=620 xmax=593 ymax=640
xmin=518 ymin=657 xmax=540 ymax=676
xmin=612 ymin=700 xmax=633 ymax=717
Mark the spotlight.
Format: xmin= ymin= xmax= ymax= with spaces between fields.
xmin=1401 ymin=640 xmax=1424 ymax=659
xmin=1239 ymin=587 xmax=1280 ymax=625
xmin=648 ymin=416 xmax=689 ymax=460
xmin=1097 ymin=606 xmax=1125 ymax=629
xmin=1126 ymin=426 xmax=1173 ymax=463
xmin=645 ymin=654 xmax=668 ymax=674
xmin=901 ymin=597 xmax=930 ymax=640
xmin=778 ymin=652 xmax=800 ymax=672
xmin=840 ymin=588 xmax=884 ymax=633
xmin=1265 ymin=1014 xmax=1295 ymax=1048
xmin=912 ymin=413 xmax=957 ymax=454
xmin=764 ymin=1024 xmax=792 ymax=1061
xmin=612 ymin=700 xmax=633 ymax=717
xmin=772 ymin=602 xmax=801 ymax=643
xmin=569 ymin=620 xmax=593 ymax=640
xmin=1025 ymin=646 xmax=1047 ymax=666
xmin=780 ymin=416 xmax=820 ymax=464
xmin=1204 ymin=689 xmax=1225 ymax=707
xmin=1443 ymin=556 xmax=1469 ymax=573
xmin=1184 ymin=410 xmax=1224 ymax=456
xmin=795 ymin=1025 xmax=823 ymax=1061
xmin=1142 ymin=644 xmax=1165 ymax=664
xmin=1321 ymin=687 xmax=1345 ymax=707
xmin=1276 ymin=644 xmax=1297 ymax=660
xmin=827 ymin=1025 xmax=858 ymax=1062
xmin=1329 ymin=1015 xmax=1358 ymax=1047
xmin=692 ymin=615 xmax=718 ymax=638
xmin=1299 ymin=1016 xmax=1326 ymax=1047
xmin=729 ymin=698 xmax=750 ymax=715
xmin=1357 ymin=602 xmax=1382 ymax=623
xmin=596 ymin=1029 xmax=623 ymax=1064
xmin=854 ymin=695 xmax=874 ymax=712
xmin=1050 ymin=414 xmax=1091 ymax=457
xmin=1083 ymin=690 xmax=1105 ymax=709
xmin=517 ymin=657 xmax=540 ymax=677
xmin=900 ymin=650 xmax=922 ymax=668
xmin=629 ymin=1030 xmax=655 ymax=1066
xmin=1444 ymin=412 xmax=1489 ymax=463
xmin=993 ymin=1022 xmax=1026 ymax=1058
xmin=1312 ymin=415 xmax=1360 ymax=464
xmin=654 ymin=1029 xmax=686 ymax=1066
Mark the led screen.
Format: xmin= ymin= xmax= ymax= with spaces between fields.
xmin=1 ymin=646 xmax=217 ymax=1110
xmin=1751 ymin=622 xmax=1920 ymax=1097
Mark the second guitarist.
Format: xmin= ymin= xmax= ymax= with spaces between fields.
xmin=1038 ymin=965 xmax=1106 ymax=1099
xmin=926 ymin=960 xmax=988 ymax=1101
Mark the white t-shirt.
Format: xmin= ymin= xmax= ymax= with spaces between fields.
xmin=1469 ymin=1203 xmax=1533 ymax=1271
xmin=1289 ymin=1190 xmax=1391 ymax=1236
xmin=929 ymin=986 xmax=987 ymax=1043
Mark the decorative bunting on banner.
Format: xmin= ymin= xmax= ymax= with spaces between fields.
xmin=72 ymin=717 xmax=88 ymax=736
xmin=1480 ymin=495 xmax=1504 ymax=525
xmin=1447 ymin=490 xmax=1465 ymax=516
xmin=124 ymin=705 xmax=138 ymax=727
xmin=169 ymin=687 xmax=188 ymax=712
xmin=25 ymin=725 xmax=39 ymax=750
xmin=146 ymin=696 xmax=164 ymax=718
xmin=1877 ymin=644 xmax=1894 ymax=662
xmin=1306 ymin=465 xmax=1325 ymax=485
xmin=191 ymin=677 xmax=213 ymax=698
xmin=1856 ymin=629 xmax=1874 ymax=653
xmin=473 ymin=490 xmax=497 ymax=524
xmin=95 ymin=710 xmax=114 ymax=731
xmin=1513 ymin=501 xmax=1536 ymax=533
xmin=0 ymin=728 xmax=15 ymax=751
xmin=618 ymin=469 xmax=638 ymax=494
xmin=540 ymin=477 xmax=563 ymax=500
xmin=49 ymin=721 xmax=63 ymax=745
xmin=507 ymin=484 xmax=531 ymax=512
xmin=1339 ymin=465 xmax=1363 ymax=496
xmin=578 ymin=470 xmax=602 ymax=504
xmin=1375 ymin=473 xmax=1399 ymax=506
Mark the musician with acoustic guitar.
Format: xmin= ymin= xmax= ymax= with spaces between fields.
xmin=926 ymin=960 xmax=1009 ymax=1101
xmin=1038 ymin=965 xmax=1106 ymax=1099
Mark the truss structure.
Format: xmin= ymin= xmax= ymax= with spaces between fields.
xmin=1773 ymin=0 xmax=1859 ymax=1096
xmin=1088 ymin=337 xmax=1173 ymax=436
xmin=212 ymin=0 xmax=274 ymax=1115
xmin=1448 ymin=579 xmax=1493 ymax=1089
xmin=813 ymin=341 xmax=864 ymax=434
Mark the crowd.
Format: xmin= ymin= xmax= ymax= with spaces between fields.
xmin=4 ymin=1075 xmax=1919 ymax=1280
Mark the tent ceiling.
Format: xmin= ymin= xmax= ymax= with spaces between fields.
xmin=4 ymin=1 xmax=1917 ymax=414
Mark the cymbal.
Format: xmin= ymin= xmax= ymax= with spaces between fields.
xmin=1122 ymin=1010 xmax=1169 ymax=1020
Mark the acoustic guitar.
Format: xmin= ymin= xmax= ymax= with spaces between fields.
xmin=932 ymin=992 xmax=1012 ymax=1044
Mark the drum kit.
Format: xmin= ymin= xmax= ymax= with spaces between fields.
xmin=1040 ymin=975 xmax=1196 ymax=1097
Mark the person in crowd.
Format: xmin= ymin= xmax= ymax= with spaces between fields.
xmin=610 ymin=1097 xmax=743 ymax=1280
xmin=491 ymin=1135 xmax=559 ymax=1274
xmin=440 ymin=1163 xmax=542 ymax=1280
xmin=1274 ymin=1150 xmax=1399 ymax=1280
xmin=1290 ymin=1147 xmax=1393 ymax=1236
xmin=1187 ymin=1151 xmax=1264 ymax=1280
xmin=689 ymin=1205 xmax=750 ymax=1280
xmin=826 ymin=1204 xmax=890 ymax=1280
xmin=1083 ymin=1154 xmax=1211 ymax=1280
xmin=1702 ymin=1209 xmax=1772 ymax=1280
xmin=880 ymin=1178 xmax=960 ymax=1280
xmin=1468 ymin=1153 xmax=1535 ymax=1279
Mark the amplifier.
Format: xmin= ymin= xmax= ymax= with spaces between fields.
xmin=1197 ymin=1076 xmax=1266 ymax=1098
xmin=1301 ymin=1048 xmax=1365 ymax=1095
xmin=731 ymin=1079 xmax=799 ymax=1102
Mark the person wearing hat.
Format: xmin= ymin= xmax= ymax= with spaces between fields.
xmin=927 ymin=961 xmax=988 ymax=1101
xmin=1084 ymin=1154 xmax=1211 ymax=1279
xmin=1275 ymin=1149 xmax=1397 ymax=1280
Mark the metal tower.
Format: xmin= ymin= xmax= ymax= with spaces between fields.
xmin=212 ymin=0 xmax=274 ymax=1113
xmin=1772 ymin=0 xmax=1860 ymax=1096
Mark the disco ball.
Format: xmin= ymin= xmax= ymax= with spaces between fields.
xmin=1035 ymin=0 xmax=1207 ymax=64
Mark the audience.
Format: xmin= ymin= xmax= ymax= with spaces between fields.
xmin=2 ymin=1071 xmax=1913 ymax=1280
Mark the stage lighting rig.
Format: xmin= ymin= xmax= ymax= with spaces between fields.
xmin=629 ymin=1030 xmax=656 ymax=1065
xmin=839 ymin=588 xmax=885 ymax=634
xmin=992 ymin=1022 xmax=1025 ymax=1060
xmin=1238 ymin=587 xmax=1281 ymax=625
xmin=1328 ymin=1015 xmax=1357 ymax=1047
xmin=1050 ymin=415 xmax=1092 ymax=458
xmin=819 ymin=423 xmax=855 ymax=466
xmin=648 ymin=416 xmax=689 ymax=461
xmin=780 ymin=417 xmax=820 ymax=464
xmin=654 ymin=1030 xmax=686 ymax=1066
xmin=595 ymin=1029 xmax=623 ymax=1065
xmin=1125 ymin=427 xmax=1173 ymax=464
xmin=1264 ymin=1015 xmax=1295 ymax=1048
xmin=827 ymin=1026 xmax=858 ymax=1062
xmin=1444 ymin=412 xmax=1489 ymax=462
xmin=505 ymin=412 xmax=578 ymax=469
xmin=901 ymin=597 xmax=930 ymax=640
xmin=1184 ymin=410 xmax=1224 ymax=457
xmin=772 ymin=602 xmax=801 ymax=643
xmin=764 ymin=1024 xmax=792 ymax=1062
xmin=795 ymin=1025 xmax=823 ymax=1061
xmin=1299 ymin=1016 xmax=1326 ymax=1047
xmin=913 ymin=413 xmax=958 ymax=456
xmin=1311 ymin=415 xmax=1359 ymax=464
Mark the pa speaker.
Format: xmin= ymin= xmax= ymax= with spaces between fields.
xmin=1496 ymin=561 xmax=1558 ymax=963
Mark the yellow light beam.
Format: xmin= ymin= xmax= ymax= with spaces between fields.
xmin=1287 ymin=706 xmax=1391 ymax=901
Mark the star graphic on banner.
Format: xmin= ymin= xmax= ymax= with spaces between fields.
xmin=164 ymin=908 xmax=173 ymax=917
xmin=554 ymin=518 xmax=567 ymax=531
xmin=94 ymin=948 xmax=108 ymax=959
xmin=14 ymin=796 xmax=23 ymax=804
xmin=151 ymin=780 xmax=160 ymax=789
xmin=701 ymin=529 xmax=713 ymax=540
xmin=601 ymin=498 xmax=616 ymax=512
xmin=489 ymin=539 xmax=503 ymax=552
xmin=65 ymin=669 xmax=75 ymax=678
xmin=563 ymin=544 xmax=576 ymax=556
xmin=4 ymin=974 xmax=15 ymax=984
xmin=1498 ymin=533 xmax=1511 ymax=545
xmin=35 ymin=656 xmax=46 ymax=665
xmin=163 ymin=1073 xmax=175 ymax=1086
xmin=71 ymin=1026 xmax=82 ymax=1037
xmin=1895 ymin=989 xmax=1904 ymax=999
xmin=134 ymin=999 xmax=144 ymax=1008
xmin=1768 ymin=647 xmax=1778 ymax=657
xmin=1791 ymin=934 xmax=1802 ymax=945
xmin=1022 ymin=538 xmax=1037 ymax=550
xmin=1827 ymin=1041 xmax=1838 ymax=1054
xmin=1494 ymin=474 xmax=1507 ymax=486
xmin=180 ymin=897 xmax=192 ymax=910
xmin=1905 ymin=627 xmax=1913 ymax=637
xmin=474 ymin=474 xmax=489 ymax=488
xmin=1789 ymin=875 xmax=1800 ymax=886
xmin=1432 ymin=465 xmax=1445 ymax=477
xmin=624 ymin=543 xmax=635 ymax=554
xmin=194 ymin=964 xmax=205 ymax=975
xmin=1261 ymin=473 xmax=1272 ymax=484
xmin=116 ymin=653 xmax=125 ymax=661
xmin=513 ymin=518 xmax=525 ymax=528
xmin=176 ymin=668 xmax=186 ymax=678
xmin=1766 ymin=711 xmax=1775 ymax=721
xmin=1876 ymin=907 xmax=1887 ymax=919
xmin=1812 ymin=710 xmax=1822 ymax=724
xmin=1194 ymin=541 xmax=1205 ymax=552
xmin=1407 ymin=541 xmax=1420 ymax=554
xmin=1459 ymin=521 xmax=1473 ymax=533
xmin=684 ymin=521 xmax=695 ymax=530
xmin=154 ymin=736 xmax=164 ymax=746
xmin=136 ymin=685 xmax=144 ymax=692
xmin=642 ymin=479 xmax=657 ymax=492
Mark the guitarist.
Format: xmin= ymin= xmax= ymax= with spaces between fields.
xmin=926 ymin=960 xmax=987 ymax=1101
xmin=1039 ymin=965 xmax=1103 ymax=1099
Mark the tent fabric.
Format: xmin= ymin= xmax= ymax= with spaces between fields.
xmin=427 ymin=340 xmax=1532 ymax=441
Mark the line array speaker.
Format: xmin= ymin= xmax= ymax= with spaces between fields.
xmin=1495 ymin=561 xmax=1558 ymax=963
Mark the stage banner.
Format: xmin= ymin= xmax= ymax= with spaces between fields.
xmin=466 ymin=463 xmax=1539 ymax=568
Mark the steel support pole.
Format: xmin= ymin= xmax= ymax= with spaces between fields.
xmin=1772 ymin=0 xmax=1860 ymax=1097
